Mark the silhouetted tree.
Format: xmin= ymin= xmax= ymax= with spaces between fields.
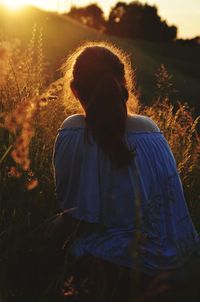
xmin=106 ymin=1 xmax=177 ymax=42
xmin=67 ymin=4 xmax=105 ymax=30
xmin=176 ymin=36 xmax=200 ymax=47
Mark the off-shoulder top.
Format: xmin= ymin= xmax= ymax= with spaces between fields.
xmin=53 ymin=127 xmax=200 ymax=276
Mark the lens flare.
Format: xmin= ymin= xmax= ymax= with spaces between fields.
xmin=1 ymin=0 xmax=26 ymax=11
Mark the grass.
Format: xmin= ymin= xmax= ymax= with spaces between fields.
xmin=0 ymin=5 xmax=200 ymax=112
xmin=0 ymin=8 xmax=200 ymax=302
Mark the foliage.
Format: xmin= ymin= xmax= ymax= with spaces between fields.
xmin=142 ymin=64 xmax=200 ymax=224
xmin=155 ymin=64 xmax=177 ymax=99
xmin=0 ymin=26 xmax=48 ymax=186
xmin=142 ymin=87 xmax=200 ymax=226
xmin=0 ymin=29 xmax=61 ymax=302
xmin=66 ymin=1 xmax=177 ymax=42
xmin=1 ymin=7 xmax=200 ymax=109
xmin=67 ymin=3 xmax=106 ymax=31
xmin=176 ymin=36 xmax=200 ymax=47
xmin=0 ymin=33 xmax=200 ymax=301
xmin=106 ymin=1 xmax=177 ymax=42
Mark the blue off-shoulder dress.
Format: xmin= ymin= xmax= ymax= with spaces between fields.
xmin=53 ymin=124 xmax=200 ymax=276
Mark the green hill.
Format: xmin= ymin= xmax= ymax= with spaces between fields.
xmin=0 ymin=6 xmax=199 ymax=112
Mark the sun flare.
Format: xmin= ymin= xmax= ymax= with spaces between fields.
xmin=1 ymin=0 xmax=27 ymax=11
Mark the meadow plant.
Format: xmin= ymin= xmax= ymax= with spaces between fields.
xmin=155 ymin=64 xmax=176 ymax=99
xmin=0 ymin=41 xmax=12 ymax=87
xmin=143 ymin=64 xmax=200 ymax=223
xmin=0 ymin=34 xmax=200 ymax=301
xmin=0 ymin=26 xmax=49 ymax=188
xmin=0 ymin=31 xmax=54 ymax=302
xmin=142 ymin=99 xmax=200 ymax=228
xmin=4 ymin=98 xmax=40 ymax=189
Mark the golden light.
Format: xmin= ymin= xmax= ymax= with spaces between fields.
xmin=1 ymin=0 xmax=27 ymax=11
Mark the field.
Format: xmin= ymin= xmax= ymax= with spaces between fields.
xmin=0 ymin=5 xmax=200 ymax=302
xmin=1 ymin=6 xmax=200 ymax=110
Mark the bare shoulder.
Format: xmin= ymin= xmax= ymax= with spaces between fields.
xmin=61 ymin=114 xmax=86 ymax=129
xmin=126 ymin=114 xmax=160 ymax=132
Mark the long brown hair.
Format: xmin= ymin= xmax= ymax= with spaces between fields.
xmin=63 ymin=42 xmax=137 ymax=167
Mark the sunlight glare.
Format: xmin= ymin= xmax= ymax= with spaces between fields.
xmin=1 ymin=0 xmax=27 ymax=11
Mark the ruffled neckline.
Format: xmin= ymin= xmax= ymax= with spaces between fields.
xmin=59 ymin=126 xmax=162 ymax=135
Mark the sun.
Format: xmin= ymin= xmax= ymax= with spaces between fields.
xmin=1 ymin=0 xmax=27 ymax=11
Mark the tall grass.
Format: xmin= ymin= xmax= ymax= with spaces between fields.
xmin=142 ymin=64 xmax=200 ymax=228
xmin=0 ymin=33 xmax=200 ymax=301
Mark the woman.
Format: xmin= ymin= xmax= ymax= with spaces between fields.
xmin=53 ymin=42 xmax=200 ymax=301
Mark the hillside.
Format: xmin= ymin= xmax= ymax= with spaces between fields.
xmin=0 ymin=5 xmax=199 ymax=112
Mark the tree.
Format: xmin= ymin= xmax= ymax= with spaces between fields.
xmin=67 ymin=4 xmax=105 ymax=30
xmin=106 ymin=1 xmax=177 ymax=42
xmin=177 ymin=36 xmax=200 ymax=47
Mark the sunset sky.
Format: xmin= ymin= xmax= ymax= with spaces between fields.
xmin=1 ymin=0 xmax=200 ymax=38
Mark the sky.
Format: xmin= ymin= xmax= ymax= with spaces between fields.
xmin=1 ymin=0 xmax=200 ymax=38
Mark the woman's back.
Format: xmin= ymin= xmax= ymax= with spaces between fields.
xmin=54 ymin=114 xmax=200 ymax=276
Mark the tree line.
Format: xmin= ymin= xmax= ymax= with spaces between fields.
xmin=66 ymin=1 xmax=177 ymax=42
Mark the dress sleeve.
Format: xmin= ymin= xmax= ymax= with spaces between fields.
xmin=53 ymin=128 xmax=109 ymax=223
xmin=127 ymin=132 xmax=200 ymax=264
